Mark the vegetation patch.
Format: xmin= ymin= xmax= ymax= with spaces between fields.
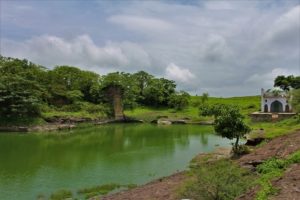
xmin=255 ymin=150 xmax=300 ymax=200
xmin=77 ymin=183 xmax=137 ymax=199
xmin=50 ymin=189 xmax=73 ymax=200
xmin=181 ymin=159 xmax=255 ymax=200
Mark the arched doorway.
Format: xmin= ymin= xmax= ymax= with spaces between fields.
xmin=264 ymin=104 xmax=268 ymax=112
xmin=285 ymin=105 xmax=290 ymax=112
xmin=270 ymin=100 xmax=283 ymax=112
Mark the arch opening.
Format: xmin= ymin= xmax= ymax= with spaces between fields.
xmin=270 ymin=100 xmax=283 ymax=113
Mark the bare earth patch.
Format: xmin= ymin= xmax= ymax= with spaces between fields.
xmin=270 ymin=163 xmax=300 ymax=200
xmin=237 ymin=131 xmax=300 ymax=200
xmin=238 ymin=131 xmax=300 ymax=169
xmin=98 ymin=172 xmax=186 ymax=200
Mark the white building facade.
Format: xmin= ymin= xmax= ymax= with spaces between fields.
xmin=261 ymin=88 xmax=292 ymax=113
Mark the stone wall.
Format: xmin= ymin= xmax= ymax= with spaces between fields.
xmin=251 ymin=112 xmax=296 ymax=122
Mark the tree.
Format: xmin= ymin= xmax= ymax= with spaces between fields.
xmin=0 ymin=75 xmax=44 ymax=118
xmin=143 ymin=78 xmax=176 ymax=107
xmin=274 ymin=75 xmax=300 ymax=91
xmin=168 ymin=91 xmax=190 ymax=110
xmin=48 ymin=66 xmax=101 ymax=105
xmin=132 ymin=71 xmax=153 ymax=103
xmin=201 ymin=92 xmax=209 ymax=104
xmin=200 ymin=104 xmax=251 ymax=152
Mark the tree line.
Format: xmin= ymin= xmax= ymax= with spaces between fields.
xmin=0 ymin=56 xmax=190 ymax=119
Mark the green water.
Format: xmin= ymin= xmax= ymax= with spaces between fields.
xmin=0 ymin=124 xmax=231 ymax=199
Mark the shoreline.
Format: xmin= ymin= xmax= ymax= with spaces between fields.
xmin=0 ymin=117 xmax=214 ymax=133
xmin=99 ymin=131 xmax=300 ymax=200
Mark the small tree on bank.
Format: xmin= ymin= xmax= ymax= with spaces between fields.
xmin=200 ymin=104 xmax=251 ymax=152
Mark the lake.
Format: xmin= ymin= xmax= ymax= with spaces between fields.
xmin=0 ymin=124 xmax=231 ymax=199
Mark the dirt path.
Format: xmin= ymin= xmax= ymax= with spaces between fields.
xmin=97 ymin=131 xmax=300 ymax=200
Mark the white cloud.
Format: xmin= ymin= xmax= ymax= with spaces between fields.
xmin=165 ymin=63 xmax=195 ymax=83
xmin=2 ymin=35 xmax=152 ymax=73
xmin=108 ymin=15 xmax=173 ymax=32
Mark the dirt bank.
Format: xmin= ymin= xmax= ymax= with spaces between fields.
xmin=98 ymin=131 xmax=300 ymax=200
xmin=238 ymin=131 xmax=300 ymax=169
xmin=99 ymin=172 xmax=186 ymax=200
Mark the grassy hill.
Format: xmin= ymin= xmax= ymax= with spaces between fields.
xmin=125 ymin=95 xmax=300 ymax=138
xmin=125 ymin=95 xmax=261 ymax=122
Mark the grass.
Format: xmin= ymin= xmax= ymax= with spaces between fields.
xmin=50 ymin=189 xmax=73 ymax=200
xmin=181 ymin=157 xmax=255 ymax=200
xmin=125 ymin=95 xmax=261 ymax=122
xmin=42 ymin=110 xmax=107 ymax=120
xmin=77 ymin=183 xmax=137 ymax=199
xmin=126 ymin=95 xmax=299 ymax=139
xmin=255 ymin=150 xmax=300 ymax=200
xmin=0 ymin=117 xmax=46 ymax=126
xmin=250 ymin=116 xmax=300 ymax=138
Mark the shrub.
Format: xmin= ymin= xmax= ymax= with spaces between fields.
xmin=50 ymin=189 xmax=72 ymax=200
xmin=181 ymin=159 xmax=254 ymax=200
xmin=168 ymin=91 xmax=190 ymax=110
xmin=232 ymin=144 xmax=251 ymax=156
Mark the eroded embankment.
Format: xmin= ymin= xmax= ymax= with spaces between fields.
xmin=99 ymin=131 xmax=300 ymax=200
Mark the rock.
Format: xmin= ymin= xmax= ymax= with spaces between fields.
xmin=171 ymin=120 xmax=187 ymax=124
xmin=150 ymin=119 xmax=158 ymax=124
xmin=245 ymin=137 xmax=265 ymax=146
xmin=157 ymin=119 xmax=172 ymax=125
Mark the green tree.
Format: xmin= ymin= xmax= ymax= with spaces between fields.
xmin=201 ymin=92 xmax=209 ymax=104
xmin=132 ymin=71 xmax=153 ymax=103
xmin=143 ymin=78 xmax=176 ymax=107
xmin=168 ymin=91 xmax=190 ymax=110
xmin=200 ymin=104 xmax=251 ymax=151
xmin=0 ymin=75 xmax=44 ymax=117
xmin=47 ymin=66 xmax=101 ymax=105
xmin=274 ymin=75 xmax=300 ymax=91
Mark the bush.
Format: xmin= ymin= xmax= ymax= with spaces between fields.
xmin=247 ymin=103 xmax=256 ymax=109
xmin=50 ymin=189 xmax=72 ymax=200
xmin=181 ymin=159 xmax=254 ymax=200
xmin=255 ymin=151 xmax=300 ymax=200
xmin=168 ymin=91 xmax=190 ymax=110
xmin=232 ymin=144 xmax=251 ymax=156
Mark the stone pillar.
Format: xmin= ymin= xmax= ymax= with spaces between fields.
xmin=112 ymin=91 xmax=124 ymax=120
xmin=261 ymin=88 xmax=265 ymax=112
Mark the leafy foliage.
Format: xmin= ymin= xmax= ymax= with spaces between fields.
xmin=200 ymin=104 xmax=251 ymax=152
xmin=181 ymin=159 xmax=254 ymax=200
xmin=274 ymin=75 xmax=300 ymax=91
xmin=168 ymin=91 xmax=190 ymax=110
xmin=50 ymin=189 xmax=72 ymax=200
xmin=0 ymin=55 xmax=181 ymax=122
xmin=255 ymin=151 xmax=300 ymax=200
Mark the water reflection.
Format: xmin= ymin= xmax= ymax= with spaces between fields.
xmin=0 ymin=124 xmax=230 ymax=200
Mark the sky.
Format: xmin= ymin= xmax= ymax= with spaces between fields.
xmin=0 ymin=0 xmax=299 ymax=97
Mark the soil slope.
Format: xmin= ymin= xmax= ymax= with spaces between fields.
xmin=98 ymin=131 xmax=300 ymax=200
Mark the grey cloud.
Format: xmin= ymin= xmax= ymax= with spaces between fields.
xmin=1 ymin=0 xmax=299 ymax=96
